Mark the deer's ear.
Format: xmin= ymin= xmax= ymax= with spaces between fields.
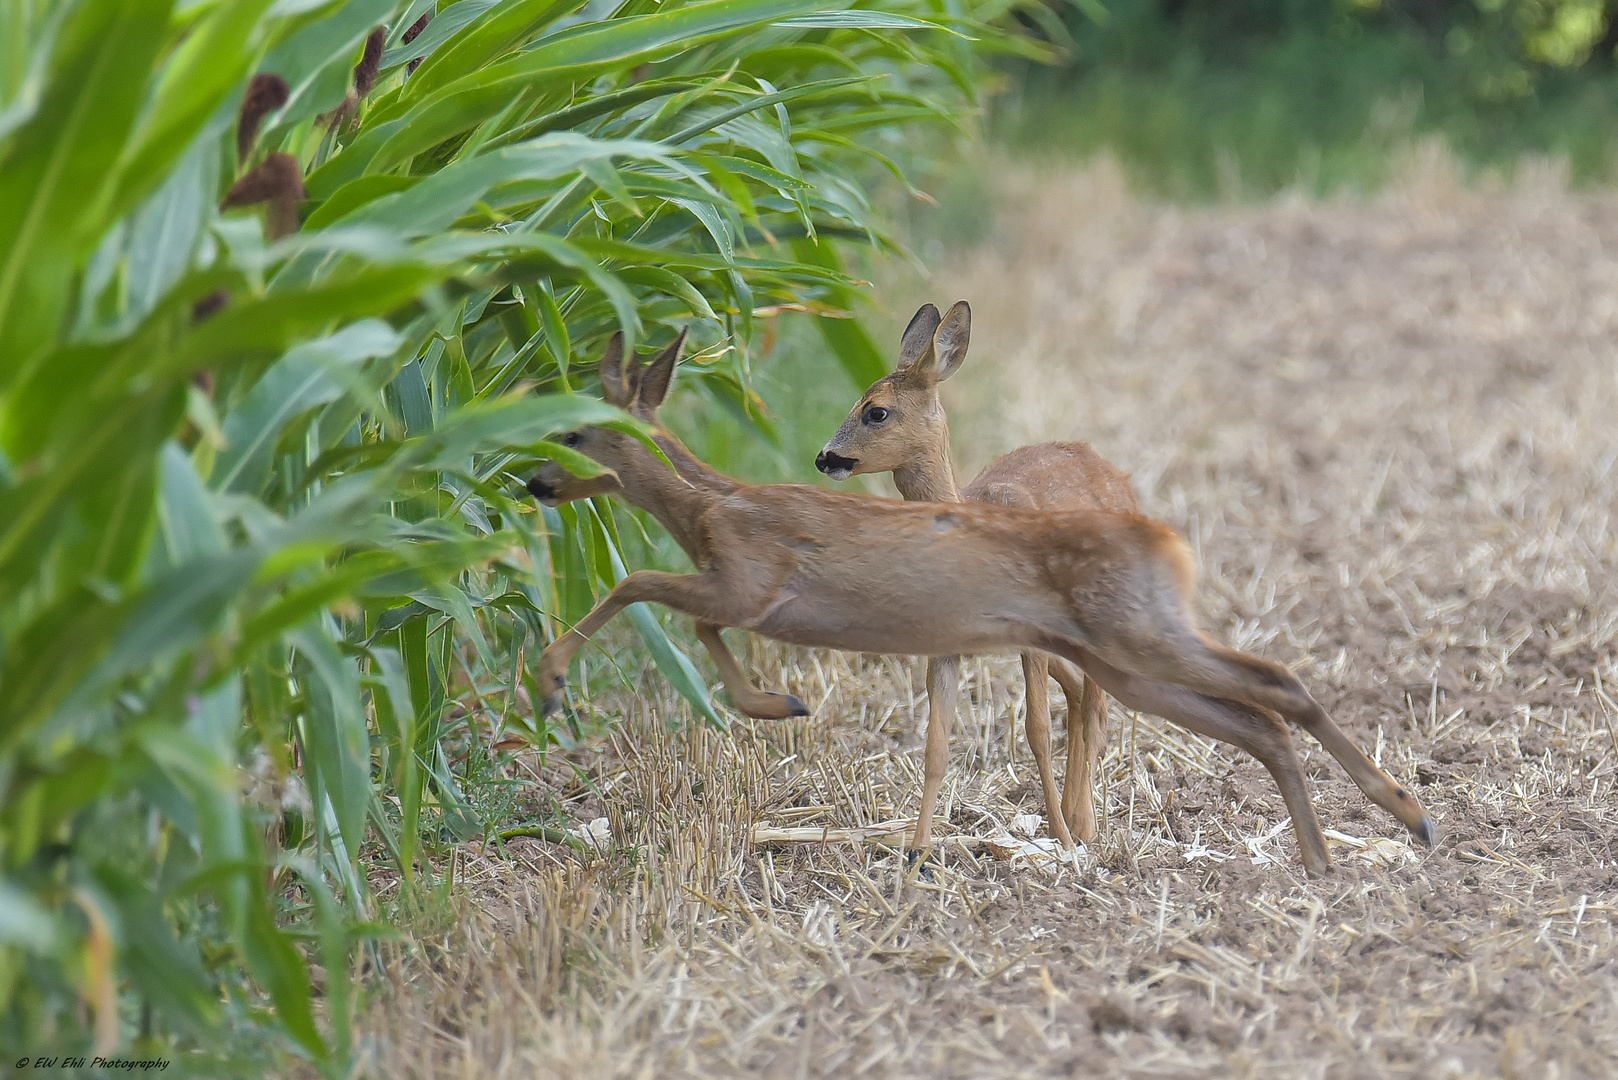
xmin=598 ymin=333 xmax=634 ymax=406
xmin=896 ymin=303 xmax=943 ymax=371
xmin=634 ymin=329 xmax=686 ymax=414
xmin=930 ymin=300 xmax=971 ymax=382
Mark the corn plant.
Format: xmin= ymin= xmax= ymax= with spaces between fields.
xmin=0 ymin=0 xmax=1052 ymax=1069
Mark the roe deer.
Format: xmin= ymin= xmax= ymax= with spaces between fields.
xmin=816 ymin=300 xmax=1135 ymax=852
xmin=526 ymin=331 xmax=1437 ymax=877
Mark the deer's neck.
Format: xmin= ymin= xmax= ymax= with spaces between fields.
xmin=892 ymin=425 xmax=962 ymax=504
xmin=615 ymin=433 xmax=736 ymax=558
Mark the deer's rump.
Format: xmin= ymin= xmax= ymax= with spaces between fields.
xmin=963 ymin=441 xmax=1139 ymax=515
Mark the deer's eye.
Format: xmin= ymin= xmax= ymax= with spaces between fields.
xmin=864 ymin=406 xmax=890 ymax=425
xmin=562 ymin=431 xmax=582 ymax=448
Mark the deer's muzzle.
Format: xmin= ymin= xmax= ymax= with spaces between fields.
xmin=526 ymin=474 xmax=557 ymax=502
xmin=815 ymin=449 xmax=859 ymax=481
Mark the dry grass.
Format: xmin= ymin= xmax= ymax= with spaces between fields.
xmin=351 ymin=148 xmax=1618 ymax=1079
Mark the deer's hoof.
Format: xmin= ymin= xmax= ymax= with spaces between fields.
xmin=1064 ymin=806 xmax=1096 ymax=845
xmin=742 ymin=692 xmax=810 ymax=720
xmin=1413 ymin=815 xmax=1437 ymax=848
xmin=904 ymin=848 xmax=937 ymax=882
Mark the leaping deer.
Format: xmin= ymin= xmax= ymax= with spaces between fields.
xmin=526 ymin=330 xmax=1436 ymax=877
xmin=816 ymin=300 xmax=1136 ymax=852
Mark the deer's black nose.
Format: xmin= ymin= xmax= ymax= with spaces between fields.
xmin=526 ymin=475 xmax=555 ymax=500
xmin=816 ymin=450 xmax=858 ymax=475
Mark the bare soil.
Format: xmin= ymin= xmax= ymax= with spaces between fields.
xmin=356 ymin=150 xmax=1618 ymax=1080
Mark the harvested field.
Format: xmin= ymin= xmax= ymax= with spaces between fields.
xmin=356 ymin=151 xmax=1618 ymax=1079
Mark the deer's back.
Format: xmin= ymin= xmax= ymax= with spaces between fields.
xmin=963 ymin=441 xmax=1138 ymax=515
xmin=723 ymin=486 xmax=1183 ymax=656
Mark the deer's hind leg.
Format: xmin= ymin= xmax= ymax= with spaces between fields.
xmin=1066 ymin=650 xmax=1333 ymax=877
xmin=1021 ymin=652 xmax=1075 ymax=849
xmin=1047 ymin=655 xmax=1103 ymax=844
xmin=1157 ymin=636 xmax=1436 ymax=848
xmin=692 ymin=622 xmax=808 ymax=719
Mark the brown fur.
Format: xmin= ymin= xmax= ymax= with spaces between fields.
xmin=818 ymin=301 xmax=1142 ymax=852
xmin=527 ymin=332 xmax=1438 ymax=877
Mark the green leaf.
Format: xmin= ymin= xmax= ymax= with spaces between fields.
xmin=381 ymin=0 xmax=501 ymax=71
xmin=791 ymin=236 xmax=886 ymax=386
xmin=168 ymin=262 xmax=445 ymax=380
xmin=367 ymin=643 xmax=420 ymax=875
xmin=0 ymin=2 xmax=71 ymax=144
xmin=214 ymin=319 xmax=403 ymax=494
xmin=411 ymin=584 xmax=495 ymax=674
xmin=523 ymin=439 xmax=610 ymax=478
xmin=531 ymin=283 xmax=571 ymax=381
xmin=137 ymin=723 xmax=248 ymax=931
xmin=125 ymin=133 xmax=219 ymax=323
xmin=259 ymin=0 xmax=402 ymax=136
xmin=0 ymin=381 xmax=179 ymax=599
xmin=400 ymin=0 xmax=577 ymax=104
xmin=99 ymin=866 xmax=221 ymax=1036
xmin=0 ymin=883 xmax=57 ymax=951
xmin=774 ymin=11 xmax=967 ymax=33
xmin=302 ymin=175 xmax=420 ymax=231
xmin=291 ymin=625 xmax=372 ymax=871
xmin=410 ymin=392 xmax=628 ymax=470
xmin=311 ymin=0 xmax=851 ymax=189
xmin=110 ymin=0 xmax=278 ymax=222
xmin=73 ymin=550 xmax=264 ymax=711
xmin=243 ymin=876 xmax=326 ymax=1058
xmin=159 ymin=440 xmax=227 ymax=564
xmin=306 ymin=861 xmax=355 ymax=1059
xmin=329 ymin=133 xmax=684 ymax=236
xmin=0 ymin=589 xmax=122 ymax=753
xmin=0 ymin=0 xmax=171 ymax=390
xmin=665 ymin=76 xmax=876 ymax=145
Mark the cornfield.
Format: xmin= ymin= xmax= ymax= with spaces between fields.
xmin=0 ymin=0 xmax=1053 ymax=1069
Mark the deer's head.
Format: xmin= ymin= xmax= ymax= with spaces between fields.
xmin=815 ymin=300 xmax=971 ymax=481
xmin=526 ymin=330 xmax=685 ymax=506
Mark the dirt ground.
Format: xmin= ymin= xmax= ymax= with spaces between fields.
xmin=357 ymin=150 xmax=1618 ymax=1079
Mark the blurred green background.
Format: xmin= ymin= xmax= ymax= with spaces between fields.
xmin=729 ymin=0 xmax=1618 ymax=487
xmin=1014 ymin=0 xmax=1618 ymax=198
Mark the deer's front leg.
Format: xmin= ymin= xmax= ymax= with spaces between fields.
xmin=910 ymin=655 xmax=961 ymax=864
xmin=538 ymin=570 xmax=748 ymax=714
xmin=692 ymin=622 xmax=808 ymax=719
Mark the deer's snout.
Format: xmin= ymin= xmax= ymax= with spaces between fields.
xmin=816 ymin=449 xmax=859 ymax=481
xmin=526 ymin=474 xmax=557 ymax=502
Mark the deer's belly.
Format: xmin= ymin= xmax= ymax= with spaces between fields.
xmin=742 ymin=584 xmax=1043 ymax=656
